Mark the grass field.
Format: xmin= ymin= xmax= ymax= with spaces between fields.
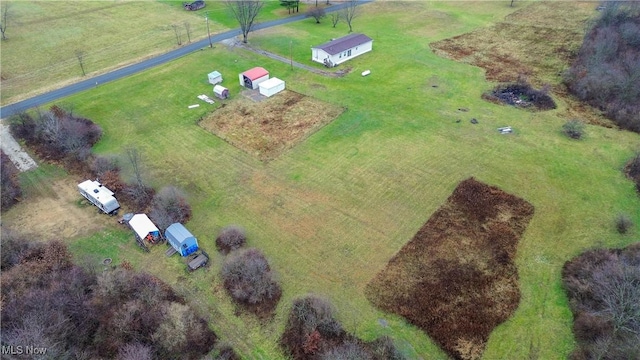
xmin=0 ymin=0 xmax=299 ymax=106
xmin=3 ymin=1 xmax=640 ymax=359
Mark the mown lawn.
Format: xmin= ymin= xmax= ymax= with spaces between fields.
xmin=6 ymin=2 xmax=640 ymax=359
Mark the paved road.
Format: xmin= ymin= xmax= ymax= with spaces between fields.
xmin=0 ymin=1 xmax=371 ymax=118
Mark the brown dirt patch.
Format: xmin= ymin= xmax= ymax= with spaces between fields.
xmin=199 ymin=90 xmax=343 ymax=161
xmin=365 ymin=178 xmax=535 ymax=360
xmin=3 ymin=178 xmax=114 ymax=241
xmin=430 ymin=2 xmax=612 ymax=126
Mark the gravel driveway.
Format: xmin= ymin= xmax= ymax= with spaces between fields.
xmin=0 ymin=119 xmax=38 ymax=172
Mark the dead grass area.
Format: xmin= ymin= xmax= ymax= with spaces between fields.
xmin=199 ymin=90 xmax=343 ymax=161
xmin=365 ymin=178 xmax=535 ymax=360
xmin=3 ymin=179 xmax=114 ymax=241
xmin=430 ymin=2 xmax=612 ymax=125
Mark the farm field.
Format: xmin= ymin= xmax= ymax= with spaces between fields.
xmin=0 ymin=0 xmax=294 ymax=106
xmin=2 ymin=1 xmax=640 ymax=359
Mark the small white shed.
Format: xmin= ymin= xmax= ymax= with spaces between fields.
xmin=208 ymin=71 xmax=222 ymax=85
xmin=259 ymin=77 xmax=285 ymax=97
xmin=214 ymin=85 xmax=229 ymax=99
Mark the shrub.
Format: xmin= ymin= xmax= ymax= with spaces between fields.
xmin=121 ymin=183 xmax=155 ymax=213
xmin=148 ymin=186 xmax=192 ymax=231
xmin=0 ymin=228 xmax=34 ymax=270
xmin=562 ymin=119 xmax=586 ymax=139
xmin=211 ymin=343 xmax=241 ymax=360
xmin=280 ymin=294 xmax=405 ymax=360
xmin=561 ymin=244 xmax=640 ymax=360
xmin=319 ymin=341 xmax=372 ymax=360
xmin=615 ymin=213 xmax=634 ymax=234
xmin=10 ymin=105 xmax=102 ymax=161
xmin=625 ymin=153 xmax=640 ymax=193
xmin=216 ymin=226 xmax=247 ymax=254
xmin=1 ymin=150 xmax=22 ymax=210
xmin=117 ymin=343 xmax=153 ymax=360
xmin=221 ymin=248 xmax=281 ymax=312
xmin=91 ymin=155 xmax=119 ymax=178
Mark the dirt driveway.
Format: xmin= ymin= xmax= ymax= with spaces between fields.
xmin=3 ymin=178 xmax=115 ymax=241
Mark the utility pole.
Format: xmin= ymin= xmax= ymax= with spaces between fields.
xmin=205 ymin=12 xmax=212 ymax=48
xmin=290 ymin=40 xmax=293 ymax=70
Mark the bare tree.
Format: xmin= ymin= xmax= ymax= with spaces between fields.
xmin=307 ymin=7 xmax=326 ymax=24
xmin=226 ymin=0 xmax=263 ymax=43
xmin=183 ymin=21 xmax=191 ymax=43
xmin=149 ymin=186 xmax=191 ymax=232
xmin=341 ymin=0 xmax=359 ymax=33
xmin=124 ymin=147 xmax=144 ymax=190
xmin=75 ymin=50 xmax=86 ymax=76
xmin=171 ymin=24 xmax=182 ymax=45
xmin=330 ymin=12 xmax=340 ymax=28
xmin=122 ymin=147 xmax=153 ymax=210
xmin=0 ymin=2 xmax=10 ymax=40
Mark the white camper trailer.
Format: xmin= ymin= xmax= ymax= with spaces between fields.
xmin=78 ymin=180 xmax=120 ymax=215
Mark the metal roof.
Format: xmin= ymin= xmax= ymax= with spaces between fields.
xmin=129 ymin=214 xmax=159 ymax=239
xmin=242 ymin=67 xmax=269 ymax=80
xmin=313 ymin=33 xmax=372 ymax=55
xmin=165 ymin=223 xmax=195 ymax=245
xmin=259 ymin=77 xmax=284 ymax=89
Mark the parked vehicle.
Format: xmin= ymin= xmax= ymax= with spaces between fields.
xmin=78 ymin=180 xmax=120 ymax=215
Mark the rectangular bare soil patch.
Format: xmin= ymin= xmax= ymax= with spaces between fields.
xmin=366 ymin=178 xmax=534 ymax=360
xmin=199 ymin=90 xmax=343 ymax=161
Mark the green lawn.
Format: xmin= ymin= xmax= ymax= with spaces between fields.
xmin=6 ymin=1 xmax=640 ymax=359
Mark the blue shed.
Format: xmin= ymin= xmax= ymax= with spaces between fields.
xmin=165 ymin=223 xmax=199 ymax=257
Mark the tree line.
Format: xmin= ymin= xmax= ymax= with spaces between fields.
xmin=564 ymin=1 xmax=640 ymax=133
xmin=0 ymin=233 xmax=219 ymax=359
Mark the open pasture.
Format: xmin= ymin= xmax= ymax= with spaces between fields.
xmin=0 ymin=1 xmax=226 ymax=105
xmin=3 ymin=1 xmax=640 ymax=359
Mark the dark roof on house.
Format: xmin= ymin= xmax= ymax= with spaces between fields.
xmin=312 ymin=33 xmax=372 ymax=55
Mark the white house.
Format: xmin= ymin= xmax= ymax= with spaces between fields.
xmin=311 ymin=33 xmax=373 ymax=67
xmin=78 ymin=180 xmax=120 ymax=214
xmin=208 ymin=71 xmax=222 ymax=85
xmin=239 ymin=67 xmax=269 ymax=89
xmin=259 ymin=77 xmax=285 ymax=97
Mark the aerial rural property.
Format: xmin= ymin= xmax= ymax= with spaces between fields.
xmin=1 ymin=1 xmax=639 ymax=359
